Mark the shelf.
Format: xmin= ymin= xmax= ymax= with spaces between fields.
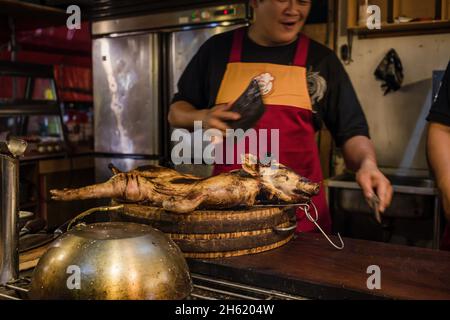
xmin=0 ymin=61 xmax=54 ymax=78
xmin=347 ymin=0 xmax=450 ymax=38
xmin=20 ymin=161 xmax=38 ymax=167
xmin=0 ymin=100 xmax=61 ymax=116
xmin=348 ymin=20 xmax=450 ymax=38
xmin=20 ymin=152 xmax=68 ymax=162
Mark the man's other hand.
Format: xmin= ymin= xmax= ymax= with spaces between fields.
xmin=201 ymin=103 xmax=241 ymax=135
xmin=356 ymin=160 xmax=393 ymax=213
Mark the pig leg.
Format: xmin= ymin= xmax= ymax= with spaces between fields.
xmin=50 ymin=173 xmax=151 ymax=202
xmin=162 ymin=192 xmax=207 ymax=214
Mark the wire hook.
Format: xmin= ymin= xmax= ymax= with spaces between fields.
xmin=300 ymin=202 xmax=345 ymax=250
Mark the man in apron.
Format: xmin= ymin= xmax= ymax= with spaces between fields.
xmin=427 ymin=61 xmax=450 ymax=250
xmin=169 ymin=0 xmax=393 ymax=233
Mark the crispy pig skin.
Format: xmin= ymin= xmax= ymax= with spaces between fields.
xmin=50 ymin=156 xmax=320 ymax=213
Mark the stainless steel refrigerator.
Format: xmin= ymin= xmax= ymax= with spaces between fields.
xmin=92 ymin=2 xmax=251 ymax=181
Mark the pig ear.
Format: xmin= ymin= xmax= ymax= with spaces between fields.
xmin=269 ymin=158 xmax=280 ymax=167
xmin=260 ymin=156 xmax=280 ymax=169
xmin=241 ymin=154 xmax=259 ymax=176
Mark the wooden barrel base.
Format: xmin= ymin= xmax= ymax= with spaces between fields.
xmin=113 ymin=202 xmax=296 ymax=258
xmin=183 ymin=235 xmax=294 ymax=259
xmin=118 ymin=203 xmax=296 ymax=234
xmin=170 ymin=221 xmax=293 ymax=253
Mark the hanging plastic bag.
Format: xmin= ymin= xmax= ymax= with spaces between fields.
xmin=374 ymin=49 xmax=404 ymax=95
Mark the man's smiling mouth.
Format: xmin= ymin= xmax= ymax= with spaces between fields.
xmin=281 ymin=21 xmax=297 ymax=27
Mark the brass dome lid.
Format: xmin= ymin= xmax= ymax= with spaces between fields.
xmin=30 ymin=222 xmax=192 ymax=300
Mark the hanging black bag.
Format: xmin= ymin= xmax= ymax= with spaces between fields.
xmin=374 ymin=49 xmax=404 ymax=95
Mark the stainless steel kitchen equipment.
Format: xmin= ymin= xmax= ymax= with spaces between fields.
xmin=0 ymin=138 xmax=27 ymax=285
xmin=327 ymin=173 xmax=441 ymax=249
xmin=92 ymin=2 xmax=252 ymax=181
xmin=92 ymin=33 xmax=161 ymax=181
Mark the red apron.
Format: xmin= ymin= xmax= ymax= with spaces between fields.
xmin=212 ymin=28 xmax=331 ymax=234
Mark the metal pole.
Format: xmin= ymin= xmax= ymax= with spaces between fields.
xmin=0 ymin=154 xmax=19 ymax=285
xmin=0 ymin=138 xmax=26 ymax=285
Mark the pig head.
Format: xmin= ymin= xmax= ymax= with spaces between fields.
xmin=241 ymin=154 xmax=320 ymax=203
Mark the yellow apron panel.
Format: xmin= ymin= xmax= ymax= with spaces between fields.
xmin=216 ymin=62 xmax=312 ymax=111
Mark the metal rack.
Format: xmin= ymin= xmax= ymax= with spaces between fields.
xmin=189 ymin=274 xmax=307 ymax=300
xmin=0 ymin=273 xmax=308 ymax=300
xmin=0 ymin=61 xmax=65 ymax=125
xmin=0 ymin=61 xmax=70 ymax=219
xmin=0 ymin=61 xmax=68 ymax=153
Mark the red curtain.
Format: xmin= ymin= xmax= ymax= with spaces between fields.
xmin=54 ymin=65 xmax=92 ymax=102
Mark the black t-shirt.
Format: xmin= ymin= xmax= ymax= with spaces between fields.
xmin=427 ymin=61 xmax=450 ymax=126
xmin=172 ymin=28 xmax=370 ymax=147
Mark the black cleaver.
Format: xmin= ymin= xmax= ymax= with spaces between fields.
xmin=226 ymin=79 xmax=266 ymax=131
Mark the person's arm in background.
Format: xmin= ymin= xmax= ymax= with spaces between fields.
xmin=342 ymin=136 xmax=393 ymax=213
xmin=427 ymin=123 xmax=450 ymax=219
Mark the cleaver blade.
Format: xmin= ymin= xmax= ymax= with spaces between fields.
xmin=226 ymin=79 xmax=266 ymax=131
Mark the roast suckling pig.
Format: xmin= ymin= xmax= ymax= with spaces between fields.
xmin=50 ymin=154 xmax=320 ymax=213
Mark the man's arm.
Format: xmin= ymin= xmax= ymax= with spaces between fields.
xmin=427 ymin=122 xmax=450 ymax=219
xmin=168 ymin=101 xmax=208 ymax=130
xmin=342 ymin=135 xmax=393 ymax=213
xmin=317 ymin=52 xmax=393 ymax=213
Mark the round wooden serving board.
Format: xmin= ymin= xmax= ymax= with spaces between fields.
xmin=117 ymin=203 xmax=296 ymax=234
xmin=114 ymin=202 xmax=297 ymax=258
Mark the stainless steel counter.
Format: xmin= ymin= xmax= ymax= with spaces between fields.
xmin=326 ymin=173 xmax=442 ymax=249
